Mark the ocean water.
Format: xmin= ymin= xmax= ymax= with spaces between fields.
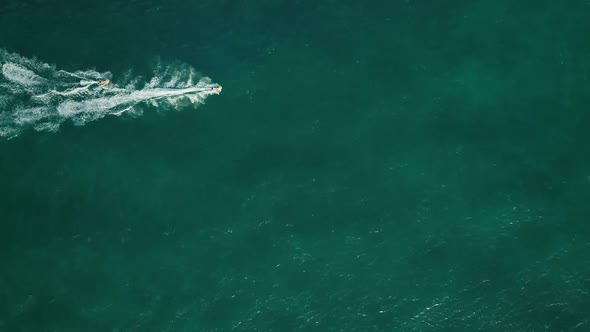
xmin=1 ymin=0 xmax=590 ymax=331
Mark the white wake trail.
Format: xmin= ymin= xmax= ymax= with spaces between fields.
xmin=0 ymin=49 xmax=221 ymax=138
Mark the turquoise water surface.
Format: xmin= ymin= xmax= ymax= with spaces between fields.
xmin=1 ymin=1 xmax=590 ymax=331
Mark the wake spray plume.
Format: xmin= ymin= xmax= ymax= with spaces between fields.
xmin=0 ymin=49 xmax=221 ymax=138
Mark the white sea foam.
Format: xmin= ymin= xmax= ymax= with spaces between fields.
xmin=2 ymin=63 xmax=46 ymax=86
xmin=0 ymin=49 xmax=221 ymax=138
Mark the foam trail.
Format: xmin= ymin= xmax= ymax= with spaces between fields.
xmin=0 ymin=49 xmax=221 ymax=138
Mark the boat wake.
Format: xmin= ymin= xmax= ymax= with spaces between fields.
xmin=0 ymin=49 xmax=221 ymax=138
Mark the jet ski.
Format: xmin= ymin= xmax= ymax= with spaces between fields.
xmin=209 ymin=84 xmax=222 ymax=94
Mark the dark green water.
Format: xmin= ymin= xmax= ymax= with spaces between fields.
xmin=1 ymin=0 xmax=590 ymax=330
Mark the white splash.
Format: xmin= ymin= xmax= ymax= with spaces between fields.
xmin=0 ymin=49 xmax=221 ymax=138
